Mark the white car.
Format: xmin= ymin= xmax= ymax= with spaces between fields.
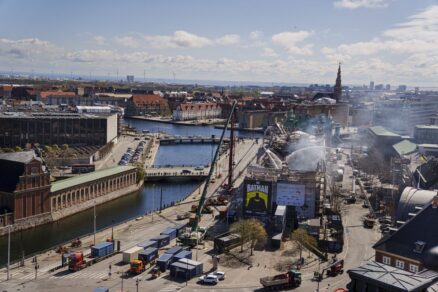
xmin=208 ymin=271 xmax=225 ymax=280
xmin=199 ymin=274 xmax=218 ymax=285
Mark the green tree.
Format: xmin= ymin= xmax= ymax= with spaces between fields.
xmin=13 ymin=146 xmax=23 ymax=152
xmin=230 ymin=218 xmax=267 ymax=255
xmin=290 ymin=228 xmax=317 ymax=260
xmin=135 ymin=163 xmax=145 ymax=183
xmin=2 ymin=148 xmax=14 ymax=153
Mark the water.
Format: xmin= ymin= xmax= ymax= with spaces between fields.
xmin=154 ymin=144 xmax=217 ymax=167
xmin=124 ymin=118 xmax=262 ymax=138
xmin=0 ymin=120 xmax=248 ymax=265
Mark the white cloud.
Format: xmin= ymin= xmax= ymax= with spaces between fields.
xmin=113 ymin=36 xmax=140 ymax=48
xmin=271 ymin=30 xmax=314 ymax=55
xmin=261 ymin=47 xmax=277 ymax=57
xmin=334 ymin=0 xmax=393 ymax=9
xmin=0 ymin=38 xmax=63 ymax=60
xmin=143 ymin=31 xmax=213 ymax=49
xmin=249 ymin=31 xmax=263 ymax=40
xmin=94 ymin=36 xmax=105 ymax=46
xmin=215 ymin=34 xmax=240 ymax=45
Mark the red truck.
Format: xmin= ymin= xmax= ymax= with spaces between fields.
xmin=260 ymin=269 xmax=301 ymax=291
xmin=68 ymin=252 xmax=87 ymax=272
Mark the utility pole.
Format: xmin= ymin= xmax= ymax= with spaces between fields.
xmin=34 ymin=258 xmax=39 ymax=280
xmin=111 ymin=219 xmax=114 ymax=241
xmin=136 ymin=277 xmax=140 ymax=292
xmin=228 ymin=109 xmax=235 ymax=190
xmin=7 ymin=224 xmax=11 ymax=280
xmin=93 ymin=200 xmax=96 ymax=245
xmin=159 ymin=186 xmax=163 ymax=213
xmin=152 ymin=184 xmax=155 ymax=222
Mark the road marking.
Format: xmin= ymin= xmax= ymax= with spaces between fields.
xmin=158 ymin=284 xmax=181 ymax=292
xmin=49 ymin=270 xmax=108 ymax=279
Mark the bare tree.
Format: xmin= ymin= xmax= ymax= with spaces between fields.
xmin=230 ymin=218 xmax=267 ymax=255
xmin=290 ymin=228 xmax=317 ymax=260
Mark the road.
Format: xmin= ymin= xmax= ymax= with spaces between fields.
xmin=0 ymin=139 xmax=262 ymax=292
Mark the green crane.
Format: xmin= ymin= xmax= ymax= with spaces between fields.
xmin=192 ymin=100 xmax=238 ymax=231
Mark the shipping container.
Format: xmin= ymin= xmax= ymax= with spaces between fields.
xmin=177 ymin=258 xmax=203 ymax=276
xmin=122 ymin=246 xmax=143 ymax=263
xmin=160 ymin=228 xmax=177 ymax=240
xmin=151 ymin=234 xmax=170 ymax=248
xmin=169 ymin=260 xmax=202 ymax=279
xmin=91 ymin=242 xmax=114 ymax=258
xmin=137 ymin=240 xmax=158 ymax=250
xmin=157 ymin=253 xmax=174 ymax=272
xmin=214 ymin=232 xmax=241 ymax=254
xmin=173 ymin=250 xmax=192 ymax=262
xmin=138 ymin=247 xmax=158 ymax=264
xmin=165 ymin=246 xmax=183 ymax=255
xmin=173 ymin=223 xmax=187 ymax=236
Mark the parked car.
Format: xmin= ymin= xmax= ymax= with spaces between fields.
xmin=195 ymin=166 xmax=204 ymax=171
xmin=199 ymin=274 xmax=218 ymax=285
xmin=208 ymin=271 xmax=225 ymax=280
xmin=182 ymin=169 xmax=192 ymax=174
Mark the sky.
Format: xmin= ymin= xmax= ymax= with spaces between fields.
xmin=0 ymin=0 xmax=438 ymax=86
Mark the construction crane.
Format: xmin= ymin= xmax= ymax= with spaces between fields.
xmin=192 ymin=100 xmax=238 ymax=231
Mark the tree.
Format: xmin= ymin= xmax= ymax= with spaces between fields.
xmin=230 ymin=218 xmax=267 ymax=255
xmin=290 ymin=228 xmax=317 ymax=260
xmin=135 ymin=163 xmax=145 ymax=183
xmin=13 ymin=146 xmax=23 ymax=152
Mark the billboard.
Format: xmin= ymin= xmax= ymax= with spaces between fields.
xmin=276 ymin=183 xmax=305 ymax=206
xmin=243 ymin=180 xmax=272 ymax=216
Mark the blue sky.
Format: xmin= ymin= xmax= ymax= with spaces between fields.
xmin=0 ymin=0 xmax=438 ymax=86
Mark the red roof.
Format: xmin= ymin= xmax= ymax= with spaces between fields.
xmin=40 ymin=91 xmax=76 ymax=98
xmin=2 ymin=85 xmax=13 ymax=92
xmin=178 ymin=102 xmax=220 ymax=111
xmin=131 ymin=94 xmax=168 ymax=107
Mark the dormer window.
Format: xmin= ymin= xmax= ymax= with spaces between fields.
xmin=413 ymin=241 xmax=426 ymax=254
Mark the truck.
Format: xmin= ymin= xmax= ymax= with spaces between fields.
xmin=129 ymin=247 xmax=158 ymax=274
xmin=68 ymin=252 xmax=87 ymax=272
xmin=123 ymin=246 xmax=143 ymax=264
xmin=260 ymin=269 xmax=301 ymax=290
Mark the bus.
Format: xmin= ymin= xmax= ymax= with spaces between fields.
xmin=71 ymin=164 xmax=95 ymax=174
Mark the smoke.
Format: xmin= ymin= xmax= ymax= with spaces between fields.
xmin=285 ymin=130 xmax=326 ymax=172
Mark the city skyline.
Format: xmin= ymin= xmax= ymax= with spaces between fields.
xmin=1 ymin=0 xmax=438 ymax=86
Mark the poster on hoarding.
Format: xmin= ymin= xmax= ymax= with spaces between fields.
xmin=276 ymin=183 xmax=305 ymax=206
xmin=243 ymin=180 xmax=272 ymax=216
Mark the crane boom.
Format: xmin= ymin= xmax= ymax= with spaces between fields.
xmin=193 ymin=100 xmax=237 ymax=230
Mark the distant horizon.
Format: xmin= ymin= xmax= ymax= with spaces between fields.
xmin=2 ymin=70 xmax=435 ymax=91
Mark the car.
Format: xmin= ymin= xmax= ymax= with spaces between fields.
xmin=199 ymin=275 xmax=218 ymax=285
xmin=134 ymin=137 xmax=140 ymax=140
xmin=208 ymin=271 xmax=225 ymax=280
xmin=362 ymin=201 xmax=370 ymax=208
xmin=182 ymin=169 xmax=192 ymax=174
xmin=194 ymin=166 xmax=204 ymax=171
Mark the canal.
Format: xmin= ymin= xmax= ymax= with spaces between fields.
xmin=0 ymin=120 xmax=261 ymax=265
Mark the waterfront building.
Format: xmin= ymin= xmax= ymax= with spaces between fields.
xmin=93 ymin=92 xmax=131 ymax=107
xmin=50 ymin=166 xmax=137 ymax=213
xmin=172 ymin=102 xmax=221 ymax=121
xmin=125 ymin=94 xmax=169 ymax=116
xmin=38 ymin=90 xmax=82 ymax=105
xmin=0 ymin=151 xmax=51 ymax=227
xmin=0 ymin=112 xmax=118 ymax=147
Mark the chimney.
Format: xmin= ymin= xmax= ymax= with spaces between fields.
xmin=433 ymin=194 xmax=438 ymax=209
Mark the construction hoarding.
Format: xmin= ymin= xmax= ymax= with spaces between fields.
xmin=276 ymin=182 xmax=306 ymax=206
xmin=243 ymin=179 xmax=272 ymax=217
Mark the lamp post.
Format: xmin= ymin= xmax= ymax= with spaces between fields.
xmin=93 ymin=200 xmax=96 ymax=245
xmin=111 ymin=219 xmax=114 ymax=241
xmin=136 ymin=277 xmax=141 ymax=292
xmin=7 ymin=224 xmax=11 ymax=281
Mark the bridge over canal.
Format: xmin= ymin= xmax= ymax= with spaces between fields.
xmin=144 ymin=165 xmax=210 ymax=181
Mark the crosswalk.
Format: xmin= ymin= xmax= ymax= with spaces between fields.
xmin=49 ymin=270 xmax=109 ymax=280
xmin=158 ymin=284 xmax=181 ymax=292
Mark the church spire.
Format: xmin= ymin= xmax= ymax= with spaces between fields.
xmin=334 ymin=62 xmax=342 ymax=100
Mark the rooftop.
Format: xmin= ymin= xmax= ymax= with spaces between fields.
xmin=369 ymin=126 xmax=401 ymax=137
xmin=0 ymin=151 xmax=39 ymax=164
xmin=393 ymin=140 xmax=417 ymax=156
xmin=0 ymin=112 xmax=115 ymax=119
xmin=415 ymin=125 xmax=438 ymax=130
xmin=51 ymin=166 xmax=135 ymax=193
xmin=348 ymin=261 xmax=438 ymax=292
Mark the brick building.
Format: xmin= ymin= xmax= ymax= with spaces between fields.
xmin=0 ymin=151 xmax=51 ymax=226
xmin=125 ymin=94 xmax=169 ymax=117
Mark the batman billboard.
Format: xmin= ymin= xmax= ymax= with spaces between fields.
xmin=243 ymin=180 xmax=272 ymax=217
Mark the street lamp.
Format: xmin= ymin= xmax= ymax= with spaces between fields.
xmin=7 ymin=223 xmax=11 ymax=281
xmin=136 ymin=277 xmax=141 ymax=292
xmin=93 ymin=200 xmax=97 ymax=245
xmin=111 ymin=219 xmax=115 ymax=241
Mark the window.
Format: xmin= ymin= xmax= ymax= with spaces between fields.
xmin=413 ymin=241 xmax=426 ymax=254
xmin=382 ymin=256 xmax=391 ymax=265
xmin=409 ymin=264 xmax=419 ymax=273
xmin=395 ymin=259 xmax=405 ymax=269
